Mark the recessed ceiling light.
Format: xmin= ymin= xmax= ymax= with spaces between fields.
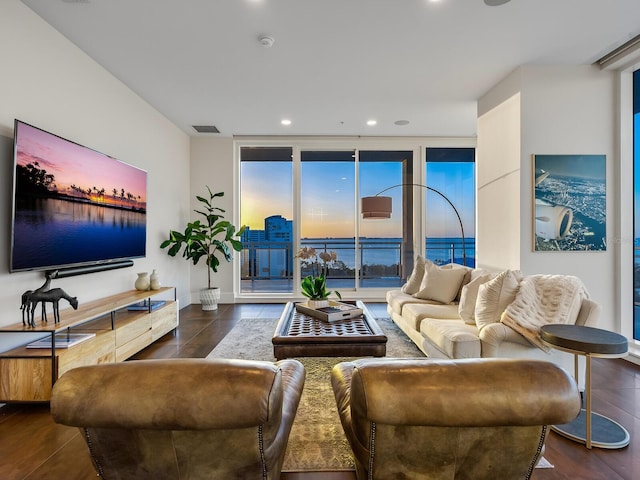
xmin=367 ymin=120 xmax=377 ymax=126
xmin=394 ymin=120 xmax=410 ymax=126
xmin=281 ymin=119 xmax=291 ymax=126
xmin=484 ymin=0 xmax=511 ymax=5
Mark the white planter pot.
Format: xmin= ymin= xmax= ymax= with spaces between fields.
xmin=200 ymin=287 xmax=220 ymax=311
xmin=307 ymin=299 xmax=329 ymax=309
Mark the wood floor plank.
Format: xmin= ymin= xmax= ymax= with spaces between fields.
xmin=23 ymin=431 xmax=95 ymax=480
xmin=532 ymin=434 xmax=626 ymax=480
xmin=0 ymin=405 xmax=80 ymax=480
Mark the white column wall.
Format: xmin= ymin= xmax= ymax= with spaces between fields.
xmin=478 ymin=65 xmax=619 ymax=336
xmin=477 ymin=68 xmax=522 ymax=271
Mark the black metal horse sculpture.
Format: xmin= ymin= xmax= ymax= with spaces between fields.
xmin=20 ymin=277 xmax=51 ymax=327
xmin=23 ymin=287 xmax=79 ymax=327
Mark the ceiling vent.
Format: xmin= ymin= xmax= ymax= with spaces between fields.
xmin=192 ymin=125 xmax=220 ymax=134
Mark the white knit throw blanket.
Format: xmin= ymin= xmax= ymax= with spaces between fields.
xmin=501 ymin=275 xmax=588 ymax=352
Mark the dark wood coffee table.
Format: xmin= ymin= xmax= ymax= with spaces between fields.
xmin=272 ymin=301 xmax=387 ymax=360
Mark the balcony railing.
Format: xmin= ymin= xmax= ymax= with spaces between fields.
xmin=240 ymin=238 xmax=475 ymax=293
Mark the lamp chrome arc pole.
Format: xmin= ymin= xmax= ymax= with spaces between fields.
xmin=363 ymin=183 xmax=467 ymax=266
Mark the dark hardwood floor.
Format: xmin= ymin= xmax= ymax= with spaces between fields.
xmin=0 ymin=302 xmax=637 ymax=480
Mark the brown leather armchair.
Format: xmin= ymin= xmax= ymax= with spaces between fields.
xmin=51 ymin=358 xmax=305 ymax=480
xmin=331 ymin=357 xmax=580 ymax=480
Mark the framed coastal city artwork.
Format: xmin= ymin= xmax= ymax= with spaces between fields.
xmin=532 ymin=154 xmax=606 ymax=252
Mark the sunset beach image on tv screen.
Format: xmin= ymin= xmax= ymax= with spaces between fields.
xmin=11 ymin=120 xmax=147 ymax=272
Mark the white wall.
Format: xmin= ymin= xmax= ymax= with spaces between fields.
xmin=519 ymin=66 xmax=617 ymax=335
xmin=0 ymin=0 xmax=191 ymax=328
xmin=188 ymin=136 xmax=236 ymax=304
xmin=477 ymin=65 xmax=620 ymax=337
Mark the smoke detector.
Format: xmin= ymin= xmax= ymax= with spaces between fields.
xmin=258 ymin=35 xmax=275 ymax=48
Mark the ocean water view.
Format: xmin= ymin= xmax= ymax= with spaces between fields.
xmin=240 ymin=237 xmax=476 ymax=293
xmin=300 ymin=237 xmax=475 ymax=268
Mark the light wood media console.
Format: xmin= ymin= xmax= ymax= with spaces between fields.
xmin=0 ymin=287 xmax=178 ymax=402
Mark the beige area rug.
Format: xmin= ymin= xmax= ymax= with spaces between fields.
xmin=205 ymin=316 xmax=424 ymax=472
xmin=205 ymin=317 xmax=553 ymax=472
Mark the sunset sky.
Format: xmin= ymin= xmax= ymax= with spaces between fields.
xmin=241 ymin=159 xmax=474 ymax=238
xmin=15 ymin=121 xmax=147 ymax=203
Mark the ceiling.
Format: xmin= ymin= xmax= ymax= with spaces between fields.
xmin=21 ymin=0 xmax=640 ymax=137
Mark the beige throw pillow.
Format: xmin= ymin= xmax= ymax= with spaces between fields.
xmin=441 ymin=263 xmax=473 ymax=301
xmin=458 ymin=273 xmax=493 ymax=324
xmin=401 ymin=255 xmax=426 ymax=295
xmin=412 ymin=260 xmax=468 ymax=304
xmin=474 ymin=270 xmax=522 ymax=331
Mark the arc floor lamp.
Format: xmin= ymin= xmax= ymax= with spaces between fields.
xmin=361 ymin=183 xmax=467 ymax=266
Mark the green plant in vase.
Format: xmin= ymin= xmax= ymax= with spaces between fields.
xmin=161 ymin=187 xmax=245 ymax=311
xmin=296 ymin=247 xmax=341 ymax=307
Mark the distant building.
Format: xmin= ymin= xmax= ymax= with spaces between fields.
xmin=242 ymin=215 xmax=293 ymax=278
xmin=265 ymin=215 xmax=293 ymax=241
xmin=241 ymin=227 xmax=265 ymax=243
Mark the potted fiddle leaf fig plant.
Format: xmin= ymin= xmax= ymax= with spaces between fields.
xmin=161 ymin=187 xmax=245 ymax=311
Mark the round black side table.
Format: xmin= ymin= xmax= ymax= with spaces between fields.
xmin=540 ymin=324 xmax=629 ymax=449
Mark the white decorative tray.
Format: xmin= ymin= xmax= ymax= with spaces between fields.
xmin=294 ymin=301 xmax=363 ymax=322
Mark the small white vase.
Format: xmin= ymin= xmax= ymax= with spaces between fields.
xmin=150 ymin=269 xmax=161 ymax=290
xmin=307 ymin=299 xmax=329 ymax=309
xmin=135 ymin=272 xmax=150 ymax=291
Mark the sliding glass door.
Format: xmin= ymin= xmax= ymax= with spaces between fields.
xmin=359 ymin=151 xmax=412 ymax=287
xmin=238 ymin=141 xmax=474 ymax=296
xmin=425 ymin=148 xmax=476 ymax=267
xmin=300 ymin=150 xmax=356 ymax=291
xmin=239 ymin=147 xmax=293 ymax=293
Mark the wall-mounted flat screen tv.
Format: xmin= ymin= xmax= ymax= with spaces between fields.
xmin=10 ymin=120 xmax=147 ymax=273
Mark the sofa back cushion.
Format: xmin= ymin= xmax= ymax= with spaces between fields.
xmin=458 ymin=272 xmax=494 ymax=324
xmin=413 ymin=260 xmax=468 ymax=304
xmin=474 ymin=270 xmax=522 ymax=331
xmin=441 ymin=263 xmax=473 ymax=301
xmin=401 ymin=255 xmax=426 ymax=295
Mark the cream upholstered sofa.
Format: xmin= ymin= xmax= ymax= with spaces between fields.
xmin=386 ymin=257 xmax=600 ymax=387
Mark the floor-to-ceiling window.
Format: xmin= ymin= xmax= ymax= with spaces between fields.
xmin=300 ymin=150 xmax=356 ymax=291
xmin=425 ymin=148 xmax=476 ymax=267
xmin=239 ymin=146 xmax=293 ymax=293
xmin=238 ymin=140 xmax=473 ymax=296
xmin=633 ymin=69 xmax=640 ymax=341
xmin=359 ymin=151 xmax=412 ymax=287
